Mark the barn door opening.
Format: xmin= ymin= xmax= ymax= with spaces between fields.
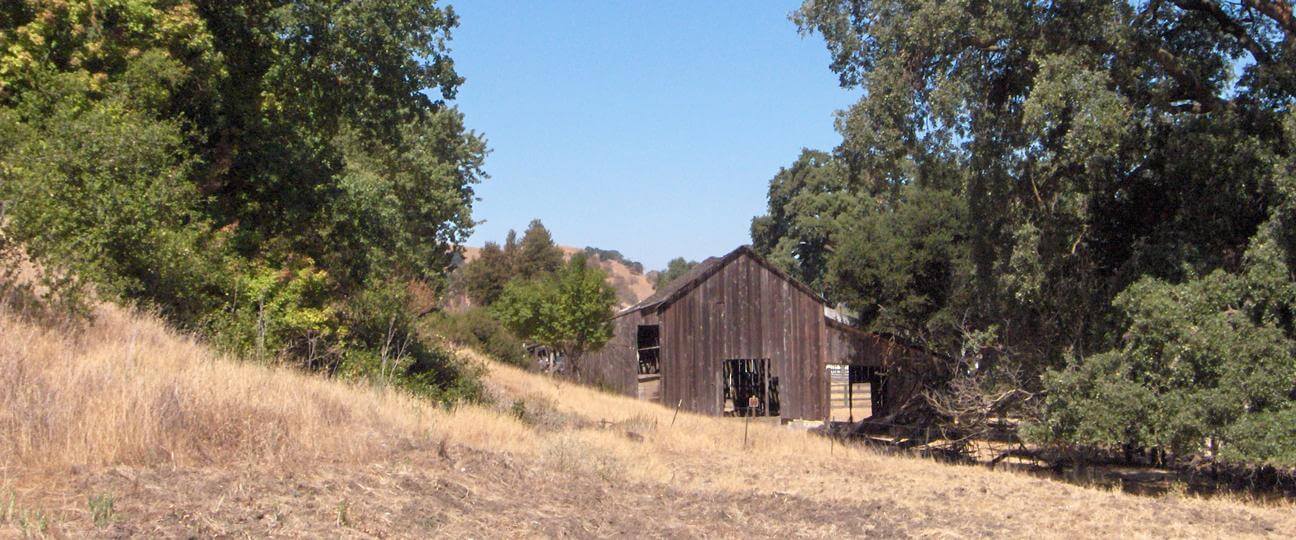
xmin=636 ymin=325 xmax=661 ymax=402
xmin=827 ymin=364 xmax=878 ymax=423
xmin=722 ymin=359 xmax=779 ymax=417
xmin=636 ymin=325 xmax=660 ymax=374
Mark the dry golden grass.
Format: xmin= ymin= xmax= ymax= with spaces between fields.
xmin=479 ymin=356 xmax=1296 ymax=537
xmin=1 ymin=300 xmax=1294 ymax=537
xmin=0 ymin=302 xmax=441 ymax=470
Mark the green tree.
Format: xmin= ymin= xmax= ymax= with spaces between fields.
xmin=751 ymin=149 xmax=865 ymax=295
xmin=502 ymin=229 xmax=521 ymax=275
xmin=461 ymin=242 xmax=513 ymax=306
xmin=827 ymin=187 xmax=971 ymax=350
xmin=788 ymin=0 xmax=1296 ymax=464
xmin=516 ymin=219 xmax=564 ymax=279
xmin=1026 ymin=267 xmax=1296 ymax=465
xmin=456 ymin=220 xmax=567 ymax=307
xmin=795 ymin=0 xmax=1294 ymax=368
xmin=1027 ymin=113 xmax=1296 ymax=466
xmin=493 ymin=254 xmax=616 ymax=377
xmin=0 ymin=0 xmax=487 ymax=401
xmin=653 ymin=257 xmax=698 ymax=290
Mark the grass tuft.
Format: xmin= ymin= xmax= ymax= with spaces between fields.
xmin=87 ymin=493 xmax=116 ymax=528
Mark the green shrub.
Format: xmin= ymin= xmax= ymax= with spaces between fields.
xmin=1027 ymin=267 xmax=1296 ymax=466
xmin=205 ymin=261 xmax=342 ymax=367
xmin=333 ymin=280 xmax=485 ymax=404
xmin=426 ymin=308 xmax=526 ymax=366
xmin=0 ymin=65 xmax=222 ymax=322
xmin=1221 ymin=407 xmax=1296 ymax=467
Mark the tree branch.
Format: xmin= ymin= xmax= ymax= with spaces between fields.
xmin=1145 ymin=43 xmax=1230 ymax=112
xmin=1241 ymin=0 xmax=1296 ymax=38
xmin=1172 ymin=0 xmax=1274 ymax=65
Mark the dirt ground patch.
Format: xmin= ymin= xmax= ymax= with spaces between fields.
xmin=9 ymin=445 xmax=911 ymax=538
xmin=6 ymin=439 xmax=1290 ymax=539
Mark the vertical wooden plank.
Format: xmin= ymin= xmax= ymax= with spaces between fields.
xmin=720 ymin=258 xmax=730 ymax=364
xmin=758 ymin=264 xmax=770 ymax=360
xmin=684 ymin=292 xmax=697 ymax=412
xmin=803 ymin=296 xmax=814 ymax=419
xmin=742 ymin=256 xmax=755 ymax=359
xmin=816 ymin=299 xmax=829 ymax=419
xmin=716 ymin=265 xmax=727 ymax=412
xmin=672 ymin=305 xmax=683 ymax=409
xmin=701 ymin=275 xmax=715 ymax=414
xmin=755 ymin=261 xmax=764 ymax=353
xmin=697 ymin=275 xmax=709 ymax=413
xmin=796 ymin=295 xmax=807 ymax=420
xmin=801 ymin=294 xmax=811 ymax=419
xmin=678 ymin=300 xmax=688 ymax=411
xmin=661 ymin=308 xmax=672 ymax=408
xmin=736 ymin=256 xmax=746 ymax=357
xmin=786 ymin=294 xmax=796 ymax=420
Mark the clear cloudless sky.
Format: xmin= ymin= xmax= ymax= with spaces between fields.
xmin=448 ymin=1 xmax=857 ymax=270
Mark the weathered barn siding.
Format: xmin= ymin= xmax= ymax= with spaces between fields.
xmin=825 ymin=319 xmax=944 ymax=415
xmin=579 ymin=310 xmax=641 ymax=395
xmin=657 ymin=252 xmax=828 ymax=419
xmin=580 ymin=245 xmax=939 ymax=422
xmin=826 ymin=320 xmax=893 ymax=368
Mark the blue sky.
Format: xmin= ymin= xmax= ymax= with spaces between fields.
xmin=449 ymin=1 xmax=857 ymax=270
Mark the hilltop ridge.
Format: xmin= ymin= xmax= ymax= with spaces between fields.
xmin=456 ymin=244 xmax=655 ymax=309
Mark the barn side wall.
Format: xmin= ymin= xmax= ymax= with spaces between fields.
xmin=825 ymin=322 xmax=892 ymax=368
xmin=825 ymin=320 xmax=943 ymax=417
xmin=658 ymin=254 xmax=828 ymax=419
xmin=580 ymin=311 xmax=641 ymax=396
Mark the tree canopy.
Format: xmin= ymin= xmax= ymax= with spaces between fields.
xmin=492 ymin=254 xmax=616 ymax=376
xmin=516 ymin=219 xmax=565 ymax=279
xmin=457 ymin=219 xmax=566 ymax=306
xmin=763 ymin=0 xmax=1296 ymax=465
xmin=653 ymin=257 xmax=700 ymax=290
xmin=0 ymin=0 xmax=486 ymax=401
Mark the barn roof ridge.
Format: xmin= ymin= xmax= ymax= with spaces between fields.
xmin=616 ymin=245 xmax=828 ymax=318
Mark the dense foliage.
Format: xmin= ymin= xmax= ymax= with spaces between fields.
xmin=653 ymin=257 xmax=699 ymax=290
xmin=758 ymin=0 xmax=1296 ymax=465
xmin=0 ymin=0 xmax=485 ymax=402
xmin=492 ymin=254 xmax=616 ymax=376
xmin=457 ymin=219 xmax=566 ymax=306
xmin=752 ymin=149 xmax=864 ymax=294
xmin=423 ymin=307 xmax=527 ymax=367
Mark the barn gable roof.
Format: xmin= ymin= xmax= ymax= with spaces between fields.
xmin=616 ymin=245 xmax=827 ymax=318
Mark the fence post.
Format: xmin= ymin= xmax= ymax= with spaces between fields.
xmin=744 ymin=413 xmax=751 ymax=449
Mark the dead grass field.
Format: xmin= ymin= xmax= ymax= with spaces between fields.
xmin=1 ymin=302 xmax=1294 ymax=538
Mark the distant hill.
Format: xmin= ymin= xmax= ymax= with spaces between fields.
xmin=454 ymin=244 xmax=655 ymax=309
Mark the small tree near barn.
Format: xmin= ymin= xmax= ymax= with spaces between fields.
xmin=493 ymin=254 xmax=616 ymax=376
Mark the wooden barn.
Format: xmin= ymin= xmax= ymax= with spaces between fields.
xmin=581 ymin=245 xmax=934 ymax=422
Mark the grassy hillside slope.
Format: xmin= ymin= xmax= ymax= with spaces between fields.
xmin=1 ymin=303 xmax=1293 ymax=537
